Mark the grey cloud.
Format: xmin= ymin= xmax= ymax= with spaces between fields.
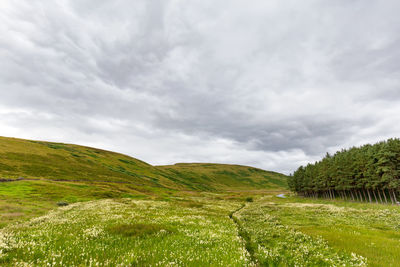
xmin=1 ymin=0 xmax=400 ymax=174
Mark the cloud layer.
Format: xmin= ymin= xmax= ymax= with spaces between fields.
xmin=1 ymin=0 xmax=400 ymax=174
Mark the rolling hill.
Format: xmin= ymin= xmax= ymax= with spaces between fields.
xmin=0 ymin=136 xmax=287 ymax=192
xmin=0 ymin=136 xmax=287 ymax=227
xmin=158 ymin=163 xmax=287 ymax=191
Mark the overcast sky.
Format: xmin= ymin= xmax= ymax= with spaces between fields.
xmin=1 ymin=1 xmax=400 ymax=174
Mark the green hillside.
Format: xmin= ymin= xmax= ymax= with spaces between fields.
xmin=0 ymin=136 xmax=287 ymax=227
xmin=158 ymin=163 xmax=287 ymax=191
xmin=0 ymin=136 xmax=177 ymax=189
xmin=0 ymin=136 xmax=287 ymax=192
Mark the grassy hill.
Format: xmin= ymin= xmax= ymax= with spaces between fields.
xmin=0 ymin=136 xmax=172 ymax=187
xmin=158 ymin=163 xmax=287 ymax=191
xmin=0 ymin=136 xmax=287 ymax=227
xmin=0 ymin=136 xmax=287 ymax=192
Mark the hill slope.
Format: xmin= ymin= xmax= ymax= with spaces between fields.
xmin=158 ymin=163 xmax=287 ymax=191
xmin=0 ymin=136 xmax=175 ymax=188
xmin=0 ymin=136 xmax=287 ymax=191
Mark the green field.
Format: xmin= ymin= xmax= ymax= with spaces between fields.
xmin=5 ymin=190 xmax=400 ymax=266
xmin=1 ymin=137 xmax=400 ymax=266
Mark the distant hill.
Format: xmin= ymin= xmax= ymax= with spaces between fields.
xmin=0 ymin=136 xmax=287 ymax=191
xmin=158 ymin=163 xmax=287 ymax=191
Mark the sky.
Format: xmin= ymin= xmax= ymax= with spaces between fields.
xmin=1 ymin=0 xmax=400 ymax=174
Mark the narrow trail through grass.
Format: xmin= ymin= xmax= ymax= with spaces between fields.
xmin=229 ymin=203 xmax=257 ymax=265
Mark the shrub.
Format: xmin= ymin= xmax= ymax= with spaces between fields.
xmin=107 ymin=223 xmax=172 ymax=237
xmin=57 ymin=201 xmax=69 ymax=207
xmin=245 ymin=197 xmax=254 ymax=202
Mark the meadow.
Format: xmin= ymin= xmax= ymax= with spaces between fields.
xmin=2 ymin=183 xmax=400 ymax=266
xmin=266 ymin=196 xmax=400 ymax=267
xmin=1 ymin=137 xmax=400 ymax=266
xmin=0 ymin=196 xmax=251 ymax=266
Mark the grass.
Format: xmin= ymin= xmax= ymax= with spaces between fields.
xmin=157 ymin=163 xmax=288 ymax=191
xmin=0 ymin=136 xmax=287 ymax=192
xmin=264 ymin=196 xmax=400 ymax=267
xmin=2 ymin=189 xmax=400 ymax=265
xmin=0 ymin=197 xmax=252 ymax=266
xmin=0 ymin=180 xmax=153 ymax=228
xmin=107 ymin=223 xmax=173 ymax=237
xmin=0 ymin=137 xmax=169 ymax=187
xmin=0 ymin=136 xmax=287 ymax=229
xmin=1 ymin=136 xmax=400 ymax=265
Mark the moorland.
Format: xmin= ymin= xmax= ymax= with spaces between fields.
xmin=1 ymin=136 xmax=399 ymax=266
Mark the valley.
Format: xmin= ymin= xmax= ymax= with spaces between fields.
xmin=0 ymin=137 xmax=399 ymax=266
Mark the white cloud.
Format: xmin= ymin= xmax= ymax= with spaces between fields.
xmin=1 ymin=0 xmax=400 ymax=174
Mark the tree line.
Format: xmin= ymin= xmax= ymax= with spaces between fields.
xmin=288 ymin=138 xmax=400 ymax=204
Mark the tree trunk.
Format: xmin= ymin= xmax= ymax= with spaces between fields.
xmin=350 ymin=190 xmax=355 ymax=201
xmin=372 ymin=189 xmax=378 ymax=204
xmin=362 ymin=189 xmax=368 ymax=203
xmin=389 ymin=190 xmax=394 ymax=205
xmin=367 ymin=189 xmax=372 ymax=203
xmin=377 ymin=189 xmax=383 ymax=204
xmin=392 ymin=190 xmax=397 ymax=204
xmin=358 ymin=190 xmax=363 ymax=202
xmin=382 ymin=189 xmax=388 ymax=204
xmin=354 ymin=190 xmax=359 ymax=202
